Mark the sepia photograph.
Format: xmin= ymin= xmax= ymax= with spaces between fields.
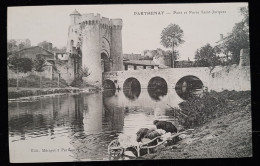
xmin=7 ymin=3 xmax=251 ymax=163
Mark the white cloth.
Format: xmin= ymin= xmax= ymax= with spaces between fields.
xmin=118 ymin=133 xmax=139 ymax=148
xmin=161 ymin=132 xmax=172 ymax=141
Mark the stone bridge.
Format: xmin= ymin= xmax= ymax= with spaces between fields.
xmin=103 ymin=67 xmax=212 ymax=90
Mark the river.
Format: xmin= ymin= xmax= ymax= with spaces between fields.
xmin=8 ymin=87 xmax=193 ymax=162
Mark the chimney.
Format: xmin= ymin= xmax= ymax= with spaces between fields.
xmin=220 ymin=34 xmax=224 ymax=40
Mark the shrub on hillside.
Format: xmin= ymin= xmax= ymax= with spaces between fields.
xmin=174 ymin=90 xmax=251 ymax=129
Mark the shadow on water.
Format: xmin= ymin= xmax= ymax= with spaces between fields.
xmin=9 ymin=76 xmax=207 ymax=161
xmin=103 ymin=89 xmax=116 ymax=98
xmin=148 ymin=77 xmax=168 ymax=101
xmin=123 ymin=77 xmax=141 ymax=101
xmin=123 ymin=88 xmax=141 ymax=101
xmin=175 ymin=75 xmax=204 ymax=100
xmin=148 ymin=88 xmax=167 ymax=101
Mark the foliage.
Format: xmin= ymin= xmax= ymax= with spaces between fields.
xmin=217 ymin=6 xmax=249 ymax=64
xmin=194 ymin=44 xmax=221 ymax=68
xmin=160 ymin=24 xmax=184 ymax=67
xmin=8 ymin=56 xmax=33 ymax=73
xmin=8 ymin=87 xmax=72 ymax=99
xmin=8 ymin=74 xmax=67 ymax=88
xmin=7 ymin=39 xmax=30 ymax=53
xmin=160 ymin=24 xmax=185 ymax=48
xmin=165 ymin=50 xmax=180 ymax=61
xmin=33 ymin=56 xmax=49 ymax=89
xmin=37 ymin=40 xmax=53 ymax=50
xmin=71 ymin=67 xmax=91 ymax=87
xmin=142 ymin=48 xmax=179 ymax=61
xmin=224 ymin=23 xmax=249 ymax=64
xmin=82 ymin=67 xmax=91 ymax=77
xmin=240 ymin=6 xmax=249 ymax=28
xmin=140 ymin=56 xmax=153 ymax=60
xmin=172 ymin=90 xmax=251 ymax=129
xmin=34 ymin=56 xmax=47 ymax=72
xmin=8 ymin=55 xmax=34 ymax=89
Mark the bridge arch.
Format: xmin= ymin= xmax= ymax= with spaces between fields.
xmin=123 ymin=77 xmax=141 ymax=100
xmin=175 ymin=75 xmax=204 ymax=100
xmin=175 ymin=75 xmax=204 ymax=90
xmin=123 ymin=77 xmax=141 ymax=90
xmin=148 ymin=76 xmax=168 ymax=89
xmin=103 ymin=79 xmax=116 ymax=90
xmin=147 ymin=76 xmax=168 ymax=101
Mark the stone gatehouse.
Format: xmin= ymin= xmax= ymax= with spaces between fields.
xmin=65 ymin=10 xmax=124 ymax=86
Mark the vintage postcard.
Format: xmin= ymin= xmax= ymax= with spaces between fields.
xmin=8 ymin=3 xmax=251 ymax=163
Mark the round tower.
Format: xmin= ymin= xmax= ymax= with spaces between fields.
xmin=70 ymin=9 xmax=81 ymax=25
xmin=81 ymin=14 xmax=102 ymax=86
xmin=66 ymin=12 xmax=123 ymax=87
xmin=111 ymin=19 xmax=123 ymax=71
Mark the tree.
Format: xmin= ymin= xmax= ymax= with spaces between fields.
xmin=8 ymin=39 xmax=31 ymax=53
xmin=165 ymin=50 xmax=180 ymax=61
xmin=194 ymin=44 xmax=220 ymax=70
xmin=38 ymin=41 xmax=52 ymax=51
xmin=70 ymin=67 xmax=91 ymax=87
xmin=220 ymin=6 xmax=249 ymax=64
xmin=160 ymin=24 xmax=185 ymax=67
xmin=34 ymin=56 xmax=48 ymax=88
xmin=8 ymin=56 xmax=33 ymax=90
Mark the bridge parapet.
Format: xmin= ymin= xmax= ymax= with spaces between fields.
xmin=103 ymin=67 xmax=212 ymax=89
xmin=103 ymin=65 xmax=251 ymax=92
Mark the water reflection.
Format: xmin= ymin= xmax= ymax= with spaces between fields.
xmin=175 ymin=76 xmax=204 ymax=100
xmin=148 ymin=77 xmax=168 ymax=101
xmin=123 ymin=77 xmax=141 ymax=100
xmin=123 ymin=88 xmax=141 ymax=101
xmin=103 ymin=89 xmax=116 ymax=98
xmin=148 ymin=88 xmax=167 ymax=101
xmin=9 ymin=86 xmax=188 ymax=161
xmin=175 ymin=88 xmax=194 ymax=100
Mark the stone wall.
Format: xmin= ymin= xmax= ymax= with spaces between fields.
xmin=55 ymin=60 xmax=74 ymax=83
xmin=209 ymin=65 xmax=250 ymax=92
xmin=239 ymin=49 xmax=250 ymax=67
xmin=104 ymin=65 xmax=251 ymax=92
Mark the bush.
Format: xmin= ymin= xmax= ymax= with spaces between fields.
xmin=8 ymin=90 xmax=34 ymax=99
xmin=8 ymin=74 xmax=68 ymax=88
xmin=173 ymin=90 xmax=251 ymax=129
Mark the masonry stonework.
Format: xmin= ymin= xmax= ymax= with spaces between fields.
xmin=103 ymin=65 xmax=251 ymax=92
xmin=67 ymin=10 xmax=123 ymax=86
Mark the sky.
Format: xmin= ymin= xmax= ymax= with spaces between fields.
xmin=7 ymin=3 xmax=247 ymax=60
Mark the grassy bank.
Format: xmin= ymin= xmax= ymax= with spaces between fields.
xmin=8 ymin=75 xmax=101 ymax=99
xmin=8 ymin=74 xmax=68 ymax=88
xmin=8 ymin=87 xmax=82 ymax=99
xmin=142 ymin=90 xmax=252 ymax=159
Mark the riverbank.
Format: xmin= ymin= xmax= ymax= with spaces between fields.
xmin=8 ymin=86 xmax=100 ymax=101
xmin=141 ymin=90 xmax=252 ymax=159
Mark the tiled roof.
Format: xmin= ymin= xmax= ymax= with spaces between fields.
xmin=14 ymin=46 xmax=54 ymax=55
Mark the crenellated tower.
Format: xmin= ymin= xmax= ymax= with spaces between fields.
xmin=66 ymin=10 xmax=123 ymax=87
